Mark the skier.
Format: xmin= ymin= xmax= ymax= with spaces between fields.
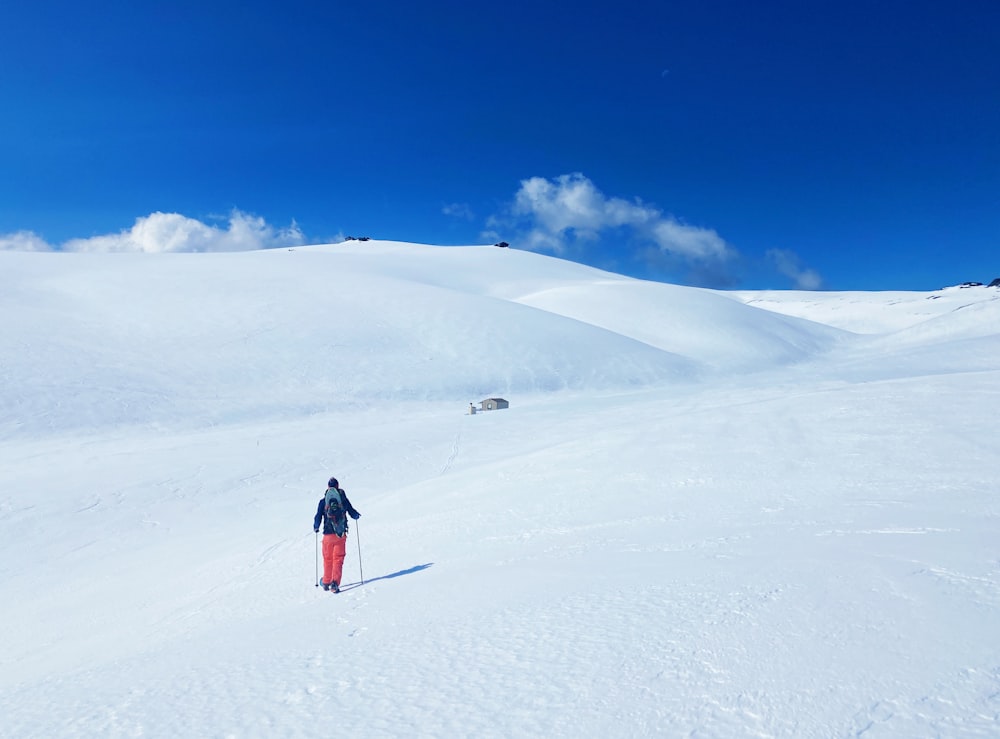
xmin=313 ymin=476 xmax=361 ymax=592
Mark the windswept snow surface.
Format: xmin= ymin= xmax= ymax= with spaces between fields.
xmin=2 ymin=242 xmax=999 ymax=738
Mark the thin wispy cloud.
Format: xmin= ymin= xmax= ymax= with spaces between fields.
xmin=0 ymin=210 xmax=305 ymax=253
xmin=767 ymin=248 xmax=823 ymax=290
xmin=501 ymin=173 xmax=734 ymax=262
xmin=442 ymin=202 xmax=475 ymax=220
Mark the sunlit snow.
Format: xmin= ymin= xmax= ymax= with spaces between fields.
xmin=2 ymin=242 xmax=998 ymax=737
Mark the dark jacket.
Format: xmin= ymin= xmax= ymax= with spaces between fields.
xmin=313 ymin=487 xmax=360 ymax=535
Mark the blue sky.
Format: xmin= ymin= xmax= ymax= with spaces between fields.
xmin=1 ymin=0 xmax=997 ymax=290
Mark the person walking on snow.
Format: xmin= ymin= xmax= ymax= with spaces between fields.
xmin=313 ymin=476 xmax=361 ymax=592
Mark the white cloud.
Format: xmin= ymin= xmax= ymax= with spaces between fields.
xmin=443 ymin=203 xmax=475 ymax=220
xmin=0 ymin=210 xmax=306 ymax=254
xmin=65 ymin=210 xmax=305 ymax=253
xmin=509 ymin=173 xmax=733 ymax=261
xmin=0 ymin=230 xmax=53 ymax=252
xmin=767 ymin=248 xmax=824 ymax=290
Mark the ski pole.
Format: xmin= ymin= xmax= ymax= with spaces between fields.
xmin=355 ymin=519 xmax=364 ymax=585
xmin=314 ymin=529 xmax=319 ymax=587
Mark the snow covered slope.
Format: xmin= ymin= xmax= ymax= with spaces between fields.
xmin=2 ymin=242 xmax=998 ymax=738
xmin=0 ymin=243 xmax=850 ymax=437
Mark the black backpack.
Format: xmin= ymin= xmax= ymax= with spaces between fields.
xmin=324 ymin=487 xmax=348 ymax=536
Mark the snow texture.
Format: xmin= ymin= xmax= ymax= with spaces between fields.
xmin=2 ymin=242 xmax=999 ymax=738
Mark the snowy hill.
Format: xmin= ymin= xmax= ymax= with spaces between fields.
xmin=2 ymin=241 xmax=999 ymax=737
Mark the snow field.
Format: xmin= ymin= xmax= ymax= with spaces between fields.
xmin=1 ymin=243 xmax=999 ymax=737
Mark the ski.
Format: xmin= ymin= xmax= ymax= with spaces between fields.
xmin=318 ymin=580 xmax=363 ymax=593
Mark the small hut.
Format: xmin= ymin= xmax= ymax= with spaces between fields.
xmin=480 ymin=398 xmax=509 ymax=411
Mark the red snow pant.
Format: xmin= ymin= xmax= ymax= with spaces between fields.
xmin=322 ymin=533 xmax=348 ymax=587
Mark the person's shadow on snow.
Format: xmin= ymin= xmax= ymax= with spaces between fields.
xmin=341 ymin=563 xmax=433 ymax=589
